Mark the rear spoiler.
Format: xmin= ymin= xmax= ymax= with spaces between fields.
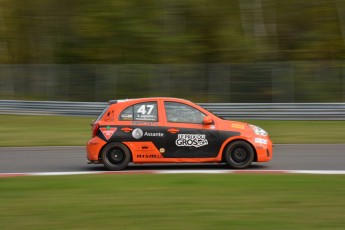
xmin=108 ymin=99 xmax=133 ymax=104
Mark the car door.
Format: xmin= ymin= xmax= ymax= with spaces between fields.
xmin=162 ymin=101 xmax=219 ymax=158
xmin=116 ymin=101 xmax=166 ymax=159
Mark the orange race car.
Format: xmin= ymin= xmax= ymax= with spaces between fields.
xmin=86 ymin=97 xmax=273 ymax=170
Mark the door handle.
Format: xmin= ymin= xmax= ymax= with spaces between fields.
xmin=121 ymin=127 xmax=133 ymax=132
xmin=167 ymin=128 xmax=180 ymax=134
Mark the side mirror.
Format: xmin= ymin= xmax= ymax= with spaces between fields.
xmin=202 ymin=116 xmax=213 ymax=125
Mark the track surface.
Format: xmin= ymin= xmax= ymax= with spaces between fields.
xmin=0 ymin=144 xmax=344 ymax=173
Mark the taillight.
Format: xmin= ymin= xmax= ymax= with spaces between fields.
xmin=92 ymin=122 xmax=99 ymax=138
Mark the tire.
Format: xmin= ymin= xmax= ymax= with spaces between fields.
xmin=101 ymin=142 xmax=131 ymax=171
xmin=224 ymin=141 xmax=254 ymax=169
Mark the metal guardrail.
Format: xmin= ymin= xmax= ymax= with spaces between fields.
xmin=0 ymin=100 xmax=106 ymax=117
xmin=1 ymin=100 xmax=345 ymax=120
xmin=199 ymin=103 xmax=345 ymax=120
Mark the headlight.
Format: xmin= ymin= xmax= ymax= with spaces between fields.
xmin=249 ymin=125 xmax=267 ymax=136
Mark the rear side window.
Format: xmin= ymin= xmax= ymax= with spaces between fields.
xmin=119 ymin=102 xmax=158 ymax=121
xmin=119 ymin=106 xmax=133 ymax=120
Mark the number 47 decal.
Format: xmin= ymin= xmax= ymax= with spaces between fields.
xmin=137 ymin=104 xmax=154 ymax=115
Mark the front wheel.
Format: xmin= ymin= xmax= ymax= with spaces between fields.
xmin=101 ymin=142 xmax=131 ymax=171
xmin=224 ymin=141 xmax=254 ymax=169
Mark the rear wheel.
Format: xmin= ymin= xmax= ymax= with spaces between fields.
xmin=101 ymin=142 xmax=131 ymax=171
xmin=224 ymin=141 xmax=254 ymax=169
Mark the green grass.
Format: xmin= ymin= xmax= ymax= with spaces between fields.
xmin=0 ymin=115 xmax=345 ymax=146
xmin=0 ymin=115 xmax=91 ymax=146
xmin=0 ymin=174 xmax=344 ymax=230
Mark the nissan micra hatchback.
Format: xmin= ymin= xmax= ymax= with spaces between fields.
xmin=87 ymin=97 xmax=273 ymax=170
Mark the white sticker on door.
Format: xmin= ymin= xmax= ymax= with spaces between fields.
xmin=175 ymin=134 xmax=208 ymax=148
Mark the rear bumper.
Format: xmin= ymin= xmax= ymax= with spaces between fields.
xmin=86 ymin=136 xmax=107 ymax=161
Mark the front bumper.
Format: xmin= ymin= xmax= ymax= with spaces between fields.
xmin=253 ymin=137 xmax=273 ymax=162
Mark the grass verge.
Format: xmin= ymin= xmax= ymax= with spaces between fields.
xmin=0 ymin=174 xmax=344 ymax=230
xmin=0 ymin=115 xmax=345 ymax=146
xmin=0 ymin=115 xmax=91 ymax=146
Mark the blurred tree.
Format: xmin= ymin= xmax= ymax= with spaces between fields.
xmin=275 ymin=0 xmax=345 ymax=60
xmin=2 ymin=0 xmax=344 ymax=64
xmin=0 ymin=0 xmax=345 ymax=102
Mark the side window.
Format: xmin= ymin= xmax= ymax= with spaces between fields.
xmin=119 ymin=106 xmax=133 ymax=121
xmin=164 ymin=102 xmax=205 ymax=124
xmin=119 ymin=102 xmax=158 ymax=121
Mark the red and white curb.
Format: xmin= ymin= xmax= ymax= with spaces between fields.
xmin=1 ymin=170 xmax=345 ymax=178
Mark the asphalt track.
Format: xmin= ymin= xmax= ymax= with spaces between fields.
xmin=0 ymin=144 xmax=344 ymax=173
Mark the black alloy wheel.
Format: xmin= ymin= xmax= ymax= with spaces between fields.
xmin=224 ymin=140 xmax=255 ymax=169
xmin=101 ymin=142 xmax=131 ymax=171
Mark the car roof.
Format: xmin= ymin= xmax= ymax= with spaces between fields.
xmin=108 ymin=97 xmax=193 ymax=105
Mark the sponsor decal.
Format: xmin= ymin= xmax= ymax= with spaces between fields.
xmin=144 ymin=132 xmax=164 ymax=137
xmin=132 ymin=128 xmax=144 ymax=139
xmin=121 ymin=115 xmax=133 ymax=121
xmin=104 ymin=110 xmax=115 ymax=122
xmin=159 ymin=148 xmax=165 ymax=154
xmin=232 ymin=123 xmax=244 ymax=129
xmin=176 ymin=134 xmax=208 ymax=148
xmin=255 ymin=138 xmax=267 ymax=145
xmin=132 ymin=128 xmax=164 ymax=139
xmin=132 ymin=121 xmax=158 ymax=125
xmin=137 ymin=154 xmax=162 ymax=159
xmin=100 ymin=127 xmax=117 ymax=140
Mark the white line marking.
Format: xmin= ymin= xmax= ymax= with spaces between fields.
xmin=157 ymin=170 xmax=231 ymax=174
xmin=30 ymin=172 xmax=102 ymax=176
xmin=289 ymin=170 xmax=345 ymax=175
xmin=1 ymin=170 xmax=345 ymax=177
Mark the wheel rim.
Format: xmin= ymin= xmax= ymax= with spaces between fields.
xmin=107 ymin=148 xmax=125 ymax=164
xmin=231 ymin=147 xmax=248 ymax=163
